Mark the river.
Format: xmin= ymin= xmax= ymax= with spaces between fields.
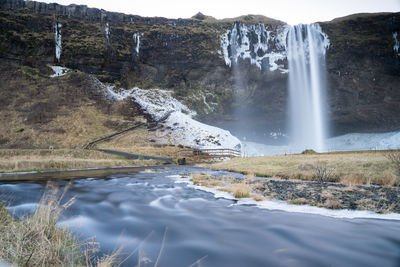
xmin=1 ymin=166 xmax=399 ymax=267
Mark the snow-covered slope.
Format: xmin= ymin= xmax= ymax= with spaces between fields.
xmin=106 ymin=86 xmax=242 ymax=150
xmin=242 ymin=131 xmax=400 ymax=156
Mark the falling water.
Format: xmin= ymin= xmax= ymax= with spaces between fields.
xmin=287 ymin=24 xmax=330 ymax=152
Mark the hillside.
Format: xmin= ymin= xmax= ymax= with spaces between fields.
xmin=0 ymin=0 xmax=399 ymax=147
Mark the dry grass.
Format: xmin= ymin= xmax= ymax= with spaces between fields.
xmin=340 ymin=174 xmax=364 ymax=185
xmin=0 ymin=105 xmax=132 ymax=149
xmin=210 ymin=150 xmax=400 ymax=186
xmin=251 ymin=194 xmax=265 ymax=201
xmin=322 ymin=198 xmax=343 ymax=209
xmin=191 ymin=173 xmax=251 ymax=197
xmin=219 ymin=182 xmax=251 ymax=198
xmin=0 ymin=149 xmax=156 ymax=173
xmin=0 ymin=183 xmax=121 ymax=266
xmin=289 ymin=198 xmax=309 ymax=205
xmin=98 ymin=129 xmax=182 ymax=158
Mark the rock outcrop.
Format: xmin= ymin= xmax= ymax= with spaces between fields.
xmin=0 ymin=0 xmax=399 ymax=142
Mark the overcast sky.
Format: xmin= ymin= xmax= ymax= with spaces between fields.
xmin=40 ymin=0 xmax=400 ymax=25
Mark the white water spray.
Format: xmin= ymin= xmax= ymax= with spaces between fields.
xmin=287 ymin=24 xmax=329 ymax=151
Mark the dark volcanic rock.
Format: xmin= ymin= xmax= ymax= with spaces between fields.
xmin=321 ymin=13 xmax=400 ymax=135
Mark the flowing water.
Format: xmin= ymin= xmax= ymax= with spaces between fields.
xmin=1 ymin=166 xmax=400 ymax=267
xmin=287 ymin=24 xmax=330 ymax=152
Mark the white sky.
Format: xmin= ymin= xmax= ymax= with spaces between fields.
xmin=39 ymin=0 xmax=400 ymax=25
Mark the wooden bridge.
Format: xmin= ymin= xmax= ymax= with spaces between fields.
xmin=176 ymin=148 xmax=241 ymax=160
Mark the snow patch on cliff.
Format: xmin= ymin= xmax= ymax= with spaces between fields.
xmin=54 ymin=23 xmax=62 ymax=61
xmin=220 ymin=23 xmax=289 ymax=73
xmin=105 ymin=86 xmax=241 ymax=150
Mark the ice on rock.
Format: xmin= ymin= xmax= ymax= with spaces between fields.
xmin=133 ymin=32 xmax=144 ymax=54
xmin=220 ymin=23 xmax=289 ymax=73
xmin=393 ymin=32 xmax=400 ymax=56
xmin=54 ymin=23 xmax=62 ymax=61
xmin=105 ymin=23 xmax=110 ymax=42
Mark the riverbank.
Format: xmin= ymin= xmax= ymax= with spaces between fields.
xmin=0 ymin=149 xmax=159 ymax=173
xmin=193 ymin=150 xmax=400 ymax=214
xmin=188 ymin=173 xmax=400 ymax=214
xmin=209 ymin=150 xmax=400 ymax=186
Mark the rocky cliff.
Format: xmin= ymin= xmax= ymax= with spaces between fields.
xmin=1 ymin=0 xmax=399 ymax=144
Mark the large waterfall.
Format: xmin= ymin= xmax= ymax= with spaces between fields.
xmin=287 ymin=24 xmax=330 ymax=152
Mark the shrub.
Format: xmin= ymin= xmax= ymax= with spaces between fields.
xmin=301 ymin=149 xmax=317 ymax=154
xmin=312 ymin=161 xmax=335 ymax=182
xmin=386 ymin=151 xmax=400 ymax=178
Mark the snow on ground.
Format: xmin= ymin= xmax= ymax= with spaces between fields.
xmin=158 ymin=111 xmax=241 ymax=150
xmin=50 ymin=66 xmax=70 ymax=77
xmin=242 ymin=131 xmax=400 ymax=156
xmin=131 ymin=88 xmax=196 ymax=120
xmin=327 ymin=131 xmax=400 ymax=151
xmin=105 ymin=86 xmax=242 ymax=150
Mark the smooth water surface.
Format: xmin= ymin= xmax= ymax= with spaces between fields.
xmin=1 ymin=166 xmax=400 ymax=267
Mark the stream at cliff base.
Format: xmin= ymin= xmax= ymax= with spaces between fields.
xmin=1 ymin=166 xmax=399 ymax=267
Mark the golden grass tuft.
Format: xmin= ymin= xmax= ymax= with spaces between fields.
xmin=323 ymin=198 xmax=343 ymax=209
xmin=0 ymin=183 xmax=122 ymax=266
xmin=251 ymin=194 xmax=265 ymax=201
xmin=230 ymin=183 xmax=251 ymax=198
xmin=320 ymin=190 xmax=333 ymax=200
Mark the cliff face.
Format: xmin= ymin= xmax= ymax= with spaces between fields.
xmin=1 ymin=0 xmax=399 ymax=142
xmin=321 ymin=14 xmax=400 ymax=134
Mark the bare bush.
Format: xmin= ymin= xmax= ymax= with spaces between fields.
xmin=386 ymin=152 xmax=400 ymax=176
xmin=313 ymin=161 xmax=335 ymax=183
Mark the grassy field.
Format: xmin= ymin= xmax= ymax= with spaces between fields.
xmin=209 ymin=150 xmax=400 ymax=186
xmin=0 ymin=149 xmax=158 ymax=173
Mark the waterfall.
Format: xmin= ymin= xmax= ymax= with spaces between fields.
xmin=54 ymin=23 xmax=62 ymax=62
xmin=287 ymin=24 xmax=329 ymax=152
